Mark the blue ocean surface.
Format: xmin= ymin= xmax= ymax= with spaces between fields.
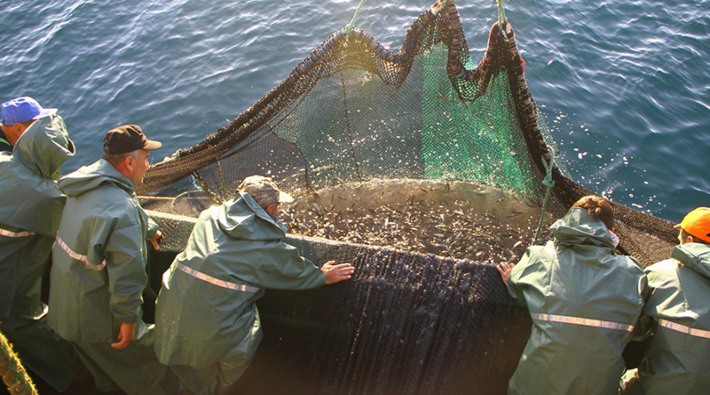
xmin=1 ymin=0 xmax=707 ymax=222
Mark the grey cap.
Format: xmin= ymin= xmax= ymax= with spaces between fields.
xmin=238 ymin=175 xmax=294 ymax=208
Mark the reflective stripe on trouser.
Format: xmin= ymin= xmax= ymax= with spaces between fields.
xmin=0 ymin=226 xmax=34 ymax=238
xmin=530 ymin=312 xmax=635 ymax=332
xmin=657 ymin=318 xmax=710 ymax=339
xmin=175 ymin=263 xmax=260 ymax=293
xmin=55 ymin=235 xmax=107 ymax=271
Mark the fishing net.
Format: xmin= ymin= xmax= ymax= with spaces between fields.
xmin=139 ymin=1 xmax=677 ymax=393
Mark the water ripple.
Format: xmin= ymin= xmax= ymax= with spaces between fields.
xmin=0 ymin=0 xmax=707 ymax=220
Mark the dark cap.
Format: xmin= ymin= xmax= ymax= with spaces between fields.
xmin=102 ymin=124 xmax=161 ymax=155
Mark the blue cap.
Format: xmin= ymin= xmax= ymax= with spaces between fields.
xmin=1 ymin=97 xmax=57 ymax=126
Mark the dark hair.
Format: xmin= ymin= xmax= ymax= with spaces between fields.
xmin=572 ymin=195 xmax=614 ymax=230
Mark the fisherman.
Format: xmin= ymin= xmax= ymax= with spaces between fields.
xmin=622 ymin=207 xmax=710 ymax=394
xmin=496 ymin=195 xmax=647 ymax=395
xmin=47 ymin=125 xmax=177 ymax=395
xmin=0 ymin=96 xmax=57 ymax=153
xmin=0 ymin=108 xmax=78 ymax=391
xmin=153 ymin=175 xmax=355 ymax=395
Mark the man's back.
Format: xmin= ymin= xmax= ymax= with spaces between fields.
xmin=0 ymin=113 xmax=78 ymax=392
xmin=507 ymin=208 xmax=646 ymax=395
xmin=0 ymin=114 xmax=73 ymax=317
xmin=638 ymin=243 xmax=710 ymax=394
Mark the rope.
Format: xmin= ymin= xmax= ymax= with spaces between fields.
xmin=496 ymin=0 xmax=507 ymax=28
xmin=342 ymin=0 xmax=368 ymax=36
xmin=532 ymin=153 xmax=555 ymax=245
xmin=216 ymin=159 xmax=228 ymax=201
xmin=192 ymin=171 xmax=223 ymax=205
xmin=0 ymin=328 xmax=37 ymax=395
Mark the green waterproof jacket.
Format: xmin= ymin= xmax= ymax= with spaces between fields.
xmin=636 ymin=242 xmax=710 ymax=394
xmin=154 ymin=192 xmax=326 ymax=368
xmin=48 ymin=159 xmax=156 ymax=343
xmin=507 ymin=208 xmax=647 ymax=395
xmin=0 ymin=114 xmax=74 ymax=318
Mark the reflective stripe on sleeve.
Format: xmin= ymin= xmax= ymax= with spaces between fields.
xmin=0 ymin=227 xmax=34 ymax=238
xmin=657 ymin=319 xmax=710 ymax=340
xmin=530 ymin=312 xmax=635 ymax=332
xmin=55 ymin=235 xmax=107 ymax=271
xmin=176 ymin=262 xmax=260 ymax=293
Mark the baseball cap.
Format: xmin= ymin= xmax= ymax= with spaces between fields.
xmin=103 ymin=124 xmax=162 ymax=155
xmin=674 ymin=207 xmax=710 ymax=243
xmin=238 ymin=175 xmax=294 ymax=207
xmin=1 ymin=96 xmax=57 ymax=126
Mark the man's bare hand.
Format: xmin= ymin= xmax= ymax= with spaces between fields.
xmin=322 ymin=261 xmax=355 ymax=285
xmin=111 ymin=322 xmax=136 ymax=349
xmin=147 ymin=230 xmax=163 ymax=251
xmin=496 ymin=262 xmax=515 ymax=286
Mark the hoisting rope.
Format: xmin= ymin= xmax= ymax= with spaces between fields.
xmin=0 ymin=328 xmax=37 ymax=395
xmin=496 ymin=0 xmax=507 ymax=28
xmin=532 ymin=152 xmax=555 ymax=245
xmin=342 ymin=0 xmax=369 ymax=36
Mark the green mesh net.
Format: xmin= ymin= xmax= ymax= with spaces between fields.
xmin=138 ymin=2 xmax=678 ymax=393
xmin=141 ymin=4 xmax=546 ymax=196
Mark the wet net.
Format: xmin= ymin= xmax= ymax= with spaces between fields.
xmin=139 ymin=1 xmax=677 ymax=393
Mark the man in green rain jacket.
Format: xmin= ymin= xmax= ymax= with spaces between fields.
xmin=0 ymin=112 xmax=78 ymax=391
xmin=154 ymin=175 xmax=355 ymax=395
xmin=48 ymin=125 xmax=177 ymax=395
xmin=1 ymin=96 xmax=57 ymax=153
xmin=627 ymin=207 xmax=710 ymax=394
xmin=497 ymin=195 xmax=647 ymax=395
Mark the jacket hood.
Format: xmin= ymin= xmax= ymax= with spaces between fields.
xmin=551 ymin=207 xmax=616 ymax=249
xmin=214 ymin=192 xmax=287 ymax=241
xmin=672 ymin=242 xmax=710 ymax=279
xmin=13 ymin=114 xmax=75 ymax=180
xmin=59 ymin=159 xmax=134 ymax=197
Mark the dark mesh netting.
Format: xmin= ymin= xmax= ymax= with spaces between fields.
xmin=147 ymin=215 xmax=530 ymax=394
xmin=139 ymin=2 xmax=677 ymax=393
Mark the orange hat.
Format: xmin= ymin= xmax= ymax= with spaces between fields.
xmin=675 ymin=207 xmax=710 ymax=243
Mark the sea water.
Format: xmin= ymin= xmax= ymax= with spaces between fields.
xmin=1 ymin=0 xmax=707 ymax=222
